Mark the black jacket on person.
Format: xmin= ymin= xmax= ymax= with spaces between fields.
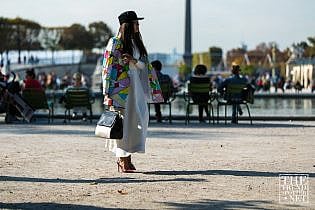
xmin=156 ymin=71 xmax=175 ymax=101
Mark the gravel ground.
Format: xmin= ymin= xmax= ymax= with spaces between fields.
xmin=0 ymin=119 xmax=314 ymax=209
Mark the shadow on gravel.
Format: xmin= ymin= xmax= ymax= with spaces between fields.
xmin=0 ymin=121 xmax=313 ymax=137
xmin=158 ymin=199 xmax=303 ymax=210
xmin=148 ymin=130 xmax=207 ymax=139
xmin=236 ymin=123 xmax=315 ymax=128
xmin=144 ymin=170 xmax=315 ymax=178
xmin=0 ymin=175 xmax=206 ymax=184
xmin=148 ymin=122 xmax=313 ymax=139
xmin=0 ymin=202 xmax=116 ymax=210
xmin=149 ymin=121 xmax=315 ymax=129
xmin=0 ymin=124 xmax=94 ymax=136
xmin=2 ymin=128 xmax=93 ymax=136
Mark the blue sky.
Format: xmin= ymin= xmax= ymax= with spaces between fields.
xmin=1 ymin=0 xmax=315 ymax=54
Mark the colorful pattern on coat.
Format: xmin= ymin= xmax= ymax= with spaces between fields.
xmin=102 ymin=37 xmax=163 ymax=108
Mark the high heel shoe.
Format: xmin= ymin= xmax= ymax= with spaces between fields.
xmin=127 ymin=155 xmax=136 ymax=171
xmin=117 ymin=159 xmax=134 ymax=173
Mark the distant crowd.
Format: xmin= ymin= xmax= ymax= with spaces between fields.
xmin=0 ymin=66 xmax=91 ymax=123
xmin=35 ymin=71 xmax=91 ymax=91
xmin=210 ymin=73 xmax=312 ymax=93
xmin=0 ymin=63 xmax=313 ymax=94
xmin=0 ymin=69 xmax=91 ymax=91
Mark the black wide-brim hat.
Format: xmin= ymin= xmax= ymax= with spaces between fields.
xmin=118 ymin=11 xmax=144 ymax=25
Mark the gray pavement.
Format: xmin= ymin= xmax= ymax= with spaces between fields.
xmin=0 ymin=119 xmax=314 ymax=209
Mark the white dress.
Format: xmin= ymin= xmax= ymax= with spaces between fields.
xmin=105 ymin=44 xmax=149 ymax=157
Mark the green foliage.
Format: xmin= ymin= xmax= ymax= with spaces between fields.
xmin=241 ymin=65 xmax=256 ymax=76
xmin=307 ymin=37 xmax=315 ymax=45
xmin=178 ymin=63 xmax=190 ymax=82
xmin=192 ymin=52 xmax=210 ymax=70
xmin=0 ymin=17 xmax=42 ymax=52
xmin=0 ymin=17 xmax=14 ymax=52
xmin=59 ymin=24 xmax=93 ymax=50
xmin=88 ymin=21 xmax=113 ymax=49
xmin=296 ymin=41 xmax=308 ymax=49
xmin=0 ymin=16 xmax=113 ymax=53
xmin=295 ymin=37 xmax=315 ymax=58
xmin=304 ymin=36 xmax=315 ymax=57
xmin=209 ymin=47 xmax=222 ymax=67
xmin=11 ymin=17 xmax=41 ymax=51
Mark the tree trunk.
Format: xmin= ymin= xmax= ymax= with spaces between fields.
xmin=17 ymin=25 xmax=21 ymax=64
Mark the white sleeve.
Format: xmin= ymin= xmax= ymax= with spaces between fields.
xmin=105 ymin=38 xmax=114 ymax=52
xmin=135 ymin=60 xmax=146 ymax=70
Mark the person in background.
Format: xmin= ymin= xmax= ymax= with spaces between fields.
xmin=59 ymin=72 xmax=72 ymax=90
xmin=69 ymin=72 xmax=88 ymax=121
xmin=81 ymin=73 xmax=90 ymax=88
xmin=46 ymin=71 xmax=58 ymax=90
xmin=37 ymin=72 xmax=47 ymax=89
xmin=0 ymin=64 xmax=4 ymax=81
xmin=102 ymin=11 xmax=163 ymax=173
xmin=189 ymin=64 xmax=212 ymax=122
xmin=294 ymin=81 xmax=303 ymax=93
xmin=0 ymin=66 xmax=7 ymax=115
xmin=151 ymin=60 xmax=175 ymax=123
xmin=23 ymin=68 xmax=42 ymax=90
xmin=23 ymin=56 xmax=27 ymax=65
xmin=0 ymin=65 xmax=21 ymax=123
xmin=218 ymin=62 xmax=248 ymax=123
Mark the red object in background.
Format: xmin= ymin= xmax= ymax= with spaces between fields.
xmin=24 ymin=79 xmax=42 ymax=90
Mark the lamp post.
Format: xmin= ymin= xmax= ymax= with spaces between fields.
xmin=183 ymin=0 xmax=192 ymax=73
xmin=17 ymin=23 xmax=21 ymax=64
xmin=271 ymin=43 xmax=276 ymax=78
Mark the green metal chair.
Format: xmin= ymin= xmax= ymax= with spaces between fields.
xmin=216 ymin=83 xmax=253 ymax=124
xmin=22 ymin=88 xmax=54 ymax=123
xmin=148 ymin=81 xmax=176 ymax=123
xmin=63 ymin=87 xmax=94 ymax=123
xmin=184 ymin=82 xmax=215 ymax=124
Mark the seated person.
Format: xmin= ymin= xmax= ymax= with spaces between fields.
xmin=23 ymin=68 xmax=42 ymax=90
xmin=0 ymin=69 xmax=7 ymax=114
xmin=0 ymin=68 xmax=22 ymax=123
xmin=151 ymin=60 xmax=175 ymax=123
xmin=218 ymin=62 xmax=248 ymax=123
xmin=294 ymin=81 xmax=303 ymax=92
xmin=189 ymin=64 xmax=212 ymax=122
xmin=64 ymin=72 xmax=88 ymax=121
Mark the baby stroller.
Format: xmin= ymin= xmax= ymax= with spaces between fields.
xmin=0 ymin=72 xmax=33 ymax=123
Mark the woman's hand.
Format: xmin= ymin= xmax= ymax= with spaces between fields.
xmin=122 ymin=53 xmax=137 ymax=65
xmin=104 ymin=94 xmax=113 ymax=106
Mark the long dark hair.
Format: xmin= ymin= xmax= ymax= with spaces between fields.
xmin=119 ymin=22 xmax=148 ymax=58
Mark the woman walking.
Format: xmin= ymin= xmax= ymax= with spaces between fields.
xmin=102 ymin=11 xmax=163 ymax=172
